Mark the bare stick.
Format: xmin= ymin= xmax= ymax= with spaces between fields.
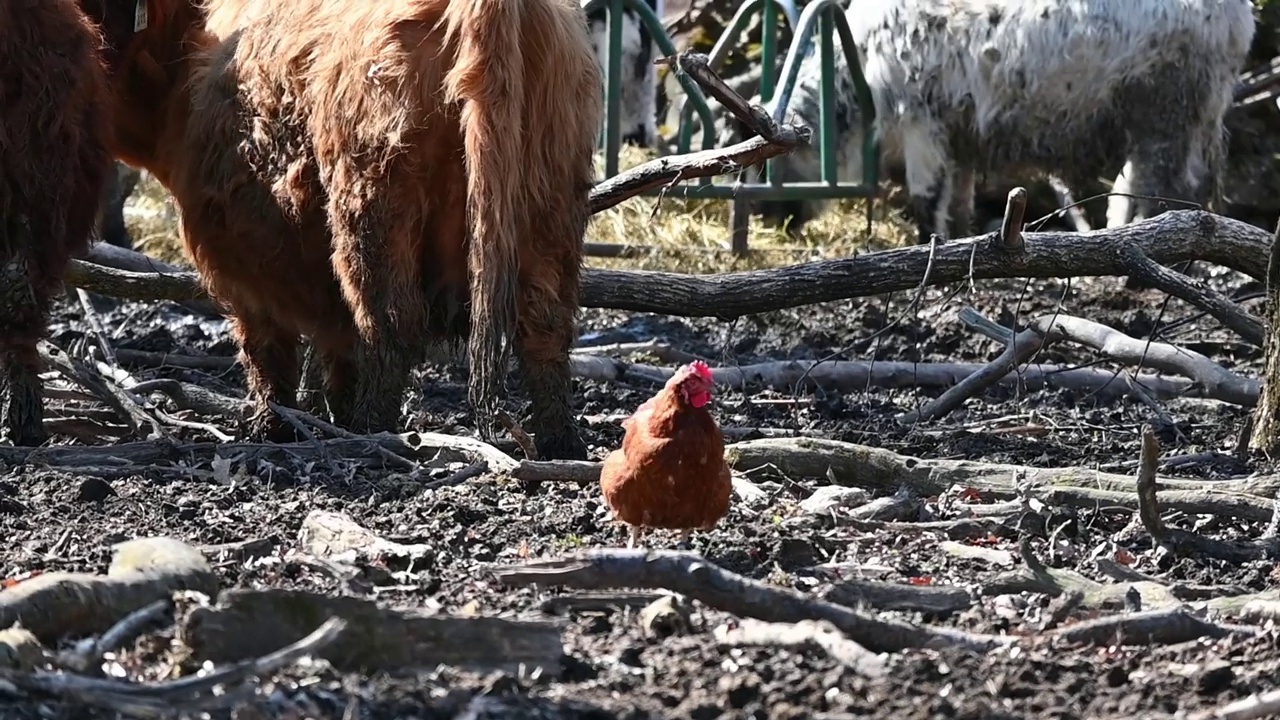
xmin=1000 ymin=187 xmax=1027 ymax=251
xmin=73 ymin=289 xmax=118 ymax=366
xmin=900 ymin=323 xmax=1046 ymax=423
xmin=1191 ymin=687 xmax=1280 ymax=720
xmin=1027 ymin=314 xmax=1256 ymax=406
xmin=1135 ymin=425 xmax=1280 ymax=562
xmin=38 ymin=342 xmax=163 ymax=439
xmin=0 ymin=617 xmax=345 ymax=717
xmin=818 ymin=578 xmax=972 ymax=615
xmin=573 ymin=353 xmax=1206 ymax=404
xmin=113 ymin=348 xmax=235 ymax=371
xmin=269 ymin=401 xmax=340 ymax=475
xmin=723 ymin=436 xmax=1280 ymax=508
xmin=1048 ymin=606 xmax=1256 ymax=647
xmin=130 ymin=378 xmax=249 ymax=419
xmin=82 ymin=242 xmax=223 ymax=317
xmin=713 ymin=619 xmax=887 ymax=677
xmin=1118 ymin=242 xmax=1264 ymax=346
xmin=936 ymin=308 xmax=1185 ymax=426
xmin=59 ymin=599 xmax=171 ymax=675
xmin=492 ymin=549 xmax=1010 ymax=653
xmin=420 ymin=462 xmax=488 ymax=491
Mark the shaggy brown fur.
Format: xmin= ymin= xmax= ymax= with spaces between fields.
xmin=89 ymin=0 xmax=603 ymax=459
xmin=0 ymin=0 xmax=114 ymax=446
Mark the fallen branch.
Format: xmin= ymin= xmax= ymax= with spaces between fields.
xmin=64 ymin=210 xmax=1272 ymax=323
xmin=0 ymin=537 xmax=218 ymax=644
xmin=1118 ymin=242 xmax=1265 ymax=347
xmin=723 ymin=437 xmax=1280 ymax=508
xmin=818 ymin=578 xmax=972 ymax=615
xmin=713 ymin=618 xmax=887 ymax=677
xmin=981 ymin=539 xmax=1180 ymax=611
xmin=59 ymin=599 xmax=171 ymax=675
xmin=81 ymin=242 xmax=223 ymax=317
xmin=1192 ymin=687 xmax=1280 ymax=720
xmin=580 ymin=210 xmax=1270 ymax=318
xmin=492 ymin=549 xmax=1011 ymax=653
xmin=1047 ymin=606 xmax=1257 ymax=648
xmin=958 ymin=308 xmax=1257 ymax=407
xmin=179 ymin=587 xmax=564 ymax=674
xmin=899 ymin=320 xmax=1046 ymax=424
xmin=39 ymin=342 xmax=163 ymax=439
xmin=117 ymin=348 xmax=1215 ymax=408
xmin=1134 ymin=425 xmax=1280 ymax=562
xmin=0 ymin=617 xmax=344 ymax=718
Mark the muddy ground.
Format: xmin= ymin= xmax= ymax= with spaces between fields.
xmin=0 ymin=261 xmax=1277 ymax=719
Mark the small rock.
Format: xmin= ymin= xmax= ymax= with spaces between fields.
xmin=775 ymin=537 xmax=818 ymax=567
xmin=798 ymin=486 xmax=870 ymax=515
xmin=1197 ymin=660 xmax=1235 ymax=695
xmin=639 ymin=593 xmax=691 ymax=638
xmin=75 ymin=477 xmax=115 ymax=503
xmin=109 ymin=536 xmax=213 ymax=579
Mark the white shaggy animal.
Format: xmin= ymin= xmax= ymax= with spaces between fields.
xmin=586 ymin=0 xmax=664 ymax=148
xmin=732 ymin=0 xmax=1255 ymax=242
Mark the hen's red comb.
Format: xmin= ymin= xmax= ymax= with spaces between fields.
xmin=687 ymin=360 xmax=713 ymax=382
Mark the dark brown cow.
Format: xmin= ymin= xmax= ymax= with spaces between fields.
xmin=87 ymin=0 xmax=602 ymax=459
xmin=0 ymin=0 xmax=115 ymax=445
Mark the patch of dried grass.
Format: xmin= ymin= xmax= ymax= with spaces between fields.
xmin=587 ymin=144 xmax=917 ymax=274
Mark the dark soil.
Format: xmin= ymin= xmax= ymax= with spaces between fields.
xmin=1 ymin=262 xmax=1277 ymax=719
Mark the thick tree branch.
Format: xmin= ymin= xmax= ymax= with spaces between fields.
xmin=64 ymin=211 xmax=1271 ymax=322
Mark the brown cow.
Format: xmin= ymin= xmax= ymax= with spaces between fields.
xmin=0 ymin=0 xmax=115 ymax=446
xmin=87 ymin=0 xmax=603 ymax=459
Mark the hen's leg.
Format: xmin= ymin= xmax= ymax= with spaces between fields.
xmin=676 ymin=529 xmax=693 ymax=551
xmin=627 ymin=525 xmax=642 ymax=549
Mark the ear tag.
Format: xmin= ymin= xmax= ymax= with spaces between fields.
xmin=134 ymin=0 xmax=148 ymax=32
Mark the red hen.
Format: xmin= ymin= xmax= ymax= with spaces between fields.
xmin=600 ymin=361 xmax=732 ymax=548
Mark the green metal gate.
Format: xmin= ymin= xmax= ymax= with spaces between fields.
xmin=582 ymin=0 xmax=881 ymax=253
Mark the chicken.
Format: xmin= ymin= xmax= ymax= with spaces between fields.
xmin=599 ymin=360 xmax=732 ymax=549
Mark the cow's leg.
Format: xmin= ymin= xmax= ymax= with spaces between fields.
xmin=327 ymin=194 xmax=418 ymax=434
xmin=233 ymin=311 xmax=302 ymax=442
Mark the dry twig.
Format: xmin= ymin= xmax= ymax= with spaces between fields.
xmin=492 ymin=549 xmax=1011 ymax=653
xmin=1134 ymin=424 xmax=1280 ymax=562
xmin=0 ymin=617 xmax=346 ymax=717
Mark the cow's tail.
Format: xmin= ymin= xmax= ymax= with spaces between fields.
xmin=441 ymin=0 xmax=525 ymax=427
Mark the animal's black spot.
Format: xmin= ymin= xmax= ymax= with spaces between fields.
xmin=988 ymin=7 xmax=1002 ymax=25
xmin=1041 ymin=8 xmax=1050 ymax=19
xmin=1065 ymin=82 xmax=1072 ymax=92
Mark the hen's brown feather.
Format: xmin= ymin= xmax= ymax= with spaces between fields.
xmin=599 ymin=381 xmax=732 ymax=533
